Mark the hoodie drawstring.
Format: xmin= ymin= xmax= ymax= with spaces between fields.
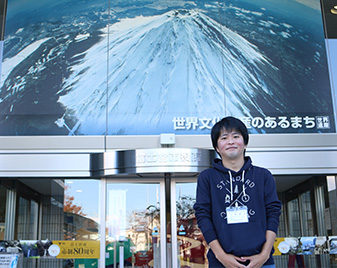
xmin=242 ymin=170 xmax=246 ymax=197
xmin=229 ymin=170 xmax=248 ymax=204
xmin=229 ymin=171 xmax=233 ymax=202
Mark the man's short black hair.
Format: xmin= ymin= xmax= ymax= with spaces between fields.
xmin=211 ymin=116 xmax=249 ymax=152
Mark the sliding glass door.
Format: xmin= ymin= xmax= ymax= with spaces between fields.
xmin=170 ymin=178 xmax=207 ymax=268
xmin=105 ymin=178 xmax=166 ymax=268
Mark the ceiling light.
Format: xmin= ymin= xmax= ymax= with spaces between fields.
xmin=331 ymin=6 xmax=337 ymax=14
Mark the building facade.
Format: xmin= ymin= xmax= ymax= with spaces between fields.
xmin=0 ymin=0 xmax=337 ymax=267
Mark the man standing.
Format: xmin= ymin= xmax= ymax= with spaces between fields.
xmin=193 ymin=116 xmax=281 ymax=268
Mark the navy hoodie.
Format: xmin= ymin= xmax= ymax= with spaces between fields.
xmin=193 ymin=157 xmax=281 ymax=266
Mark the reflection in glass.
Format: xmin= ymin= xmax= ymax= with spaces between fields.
xmin=287 ymin=198 xmax=301 ymax=237
xmin=0 ymin=185 xmax=6 ymax=240
xmin=64 ymin=181 xmax=99 ymax=241
xmin=299 ymin=191 xmax=316 ymax=267
xmin=7 ymin=179 xmax=100 ymax=268
xmin=17 ymin=197 xmax=38 ymax=240
xmin=63 ymin=179 xmax=100 ymax=268
xmin=300 ymin=191 xmax=314 ymax=236
xmin=176 ymin=183 xmax=207 ymax=268
xmin=106 ymin=183 xmax=161 ymax=268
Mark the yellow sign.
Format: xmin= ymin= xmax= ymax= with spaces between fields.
xmin=52 ymin=240 xmax=100 ymax=259
xmin=273 ymin=237 xmax=286 ymax=256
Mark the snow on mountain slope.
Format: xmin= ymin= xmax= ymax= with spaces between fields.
xmin=59 ymin=9 xmax=284 ymax=134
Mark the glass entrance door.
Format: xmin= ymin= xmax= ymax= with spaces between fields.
xmin=105 ymin=178 xmax=166 ymax=268
xmin=170 ymin=178 xmax=207 ymax=268
xmin=284 ymin=177 xmax=331 ymax=268
xmin=0 ymin=185 xmax=6 ymax=240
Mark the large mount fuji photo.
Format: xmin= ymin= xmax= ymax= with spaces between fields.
xmin=59 ymin=9 xmax=286 ymax=134
xmin=0 ymin=0 xmax=334 ymax=135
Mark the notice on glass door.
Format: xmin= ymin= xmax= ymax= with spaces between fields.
xmin=0 ymin=254 xmax=19 ymax=268
xmin=52 ymin=240 xmax=100 ymax=259
xmin=0 ymin=240 xmax=100 ymax=259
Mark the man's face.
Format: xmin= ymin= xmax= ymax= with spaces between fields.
xmin=216 ymin=128 xmax=247 ymax=161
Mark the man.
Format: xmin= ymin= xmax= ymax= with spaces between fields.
xmin=193 ymin=116 xmax=281 ymax=268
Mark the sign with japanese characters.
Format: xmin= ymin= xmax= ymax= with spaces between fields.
xmin=172 ymin=115 xmax=332 ymax=133
xmin=50 ymin=241 xmax=100 ymax=259
xmin=0 ymin=240 xmax=100 ymax=259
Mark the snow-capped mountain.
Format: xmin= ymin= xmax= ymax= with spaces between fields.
xmin=59 ymin=9 xmax=285 ymax=134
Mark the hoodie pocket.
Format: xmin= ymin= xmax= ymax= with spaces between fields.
xmin=219 ymin=222 xmax=266 ymax=256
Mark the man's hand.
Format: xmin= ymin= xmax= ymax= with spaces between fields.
xmin=241 ymin=230 xmax=276 ymax=268
xmin=216 ymin=253 xmax=248 ymax=268
xmin=209 ymin=239 xmax=247 ymax=268
xmin=240 ymin=252 xmax=269 ymax=268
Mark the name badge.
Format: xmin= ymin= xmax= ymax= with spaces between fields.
xmin=226 ymin=206 xmax=249 ymax=224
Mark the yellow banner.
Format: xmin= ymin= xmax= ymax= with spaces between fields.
xmin=52 ymin=241 xmax=100 ymax=259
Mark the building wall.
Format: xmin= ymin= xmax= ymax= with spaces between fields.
xmin=1 ymin=133 xmax=337 ymax=176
